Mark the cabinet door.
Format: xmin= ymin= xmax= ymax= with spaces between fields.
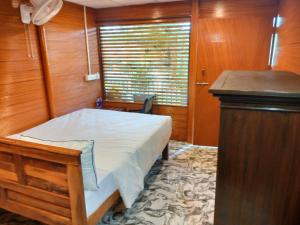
xmin=215 ymin=108 xmax=300 ymax=225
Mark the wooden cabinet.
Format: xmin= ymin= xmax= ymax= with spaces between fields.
xmin=210 ymin=71 xmax=300 ymax=225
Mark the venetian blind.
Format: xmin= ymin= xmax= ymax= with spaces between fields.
xmin=99 ymin=22 xmax=191 ymax=106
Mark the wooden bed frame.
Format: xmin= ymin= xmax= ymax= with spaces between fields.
xmin=0 ymin=137 xmax=169 ymax=225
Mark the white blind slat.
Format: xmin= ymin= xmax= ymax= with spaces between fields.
xmin=99 ymin=22 xmax=190 ymax=106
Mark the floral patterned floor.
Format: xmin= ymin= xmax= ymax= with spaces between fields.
xmin=0 ymin=141 xmax=218 ymax=225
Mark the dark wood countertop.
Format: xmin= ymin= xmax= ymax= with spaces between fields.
xmin=209 ymin=70 xmax=300 ymax=98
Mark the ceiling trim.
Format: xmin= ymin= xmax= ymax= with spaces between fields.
xmin=95 ymin=0 xmax=191 ymax=22
xmin=65 ymin=0 xmax=185 ymax=9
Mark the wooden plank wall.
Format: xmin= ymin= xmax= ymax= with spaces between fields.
xmin=96 ymin=1 xmax=192 ymax=22
xmin=189 ymin=0 xmax=278 ymax=146
xmin=198 ymin=0 xmax=278 ymax=18
xmin=0 ymin=1 xmax=49 ymax=136
xmin=40 ymin=2 xmax=101 ymax=117
xmin=0 ymin=0 xmax=187 ymax=141
xmin=96 ymin=1 xmax=192 ymax=141
xmin=0 ymin=1 xmax=101 ymax=136
xmin=5 ymin=0 xmax=299 ymax=143
xmin=274 ymin=0 xmax=300 ymax=75
xmin=96 ymin=0 xmax=279 ymax=143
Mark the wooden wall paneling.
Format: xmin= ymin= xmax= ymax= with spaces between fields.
xmin=86 ymin=7 xmax=104 ymax=100
xmin=274 ymin=0 xmax=300 ymax=74
xmin=192 ymin=0 xmax=278 ymax=146
xmin=187 ymin=0 xmax=199 ymax=143
xmin=0 ymin=1 xmax=49 ymax=136
xmin=86 ymin=8 xmax=101 ymax=76
xmin=41 ymin=2 xmax=101 ymax=117
xmin=96 ymin=0 xmax=192 ymax=22
xmin=153 ymin=105 xmax=188 ymax=141
xmin=96 ymin=2 xmax=192 ymax=141
xmin=198 ymin=0 xmax=278 ymax=18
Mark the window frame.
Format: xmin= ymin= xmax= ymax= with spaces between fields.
xmin=97 ymin=18 xmax=192 ymax=108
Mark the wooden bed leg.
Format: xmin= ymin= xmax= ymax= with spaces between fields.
xmin=162 ymin=144 xmax=169 ymax=161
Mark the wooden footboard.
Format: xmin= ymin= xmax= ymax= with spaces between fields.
xmin=0 ymin=138 xmax=169 ymax=225
xmin=0 ymin=137 xmax=87 ymax=225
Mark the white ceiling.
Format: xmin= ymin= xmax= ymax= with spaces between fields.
xmin=65 ymin=0 xmax=183 ymax=9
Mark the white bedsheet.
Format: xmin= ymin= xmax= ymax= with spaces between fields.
xmin=85 ymin=169 xmax=117 ymax=217
xmin=10 ymin=109 xmax=172 ymax=208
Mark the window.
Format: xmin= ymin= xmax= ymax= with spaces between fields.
xmin=269 ymin=15 xmax=283 ymax=68
xmin=99 ymin=21 xmax=191 ymax=106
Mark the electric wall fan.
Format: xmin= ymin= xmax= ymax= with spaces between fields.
xmin=20 ymin=0 xmax=63 ymax=26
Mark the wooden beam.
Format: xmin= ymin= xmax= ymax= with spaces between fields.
xmin=37 ymin=25 xmax=56 ymax=118
xmin=96 ymin=27 xmax=106 ymax=100
xmin=187 ymin=0 xmax=199 ymax=143
xmin=96 ymin=0 xmax=192 ymax=23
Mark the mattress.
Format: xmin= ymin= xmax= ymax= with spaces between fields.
xmin=10 ymin=109 xmax=172 ymax=210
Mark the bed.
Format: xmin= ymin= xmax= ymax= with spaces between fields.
xmin=0 ymin=109 xmax=172 ymax=225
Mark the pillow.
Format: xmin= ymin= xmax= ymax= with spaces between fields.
xmin=19 ymin=136 xmax=99 ymax=191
